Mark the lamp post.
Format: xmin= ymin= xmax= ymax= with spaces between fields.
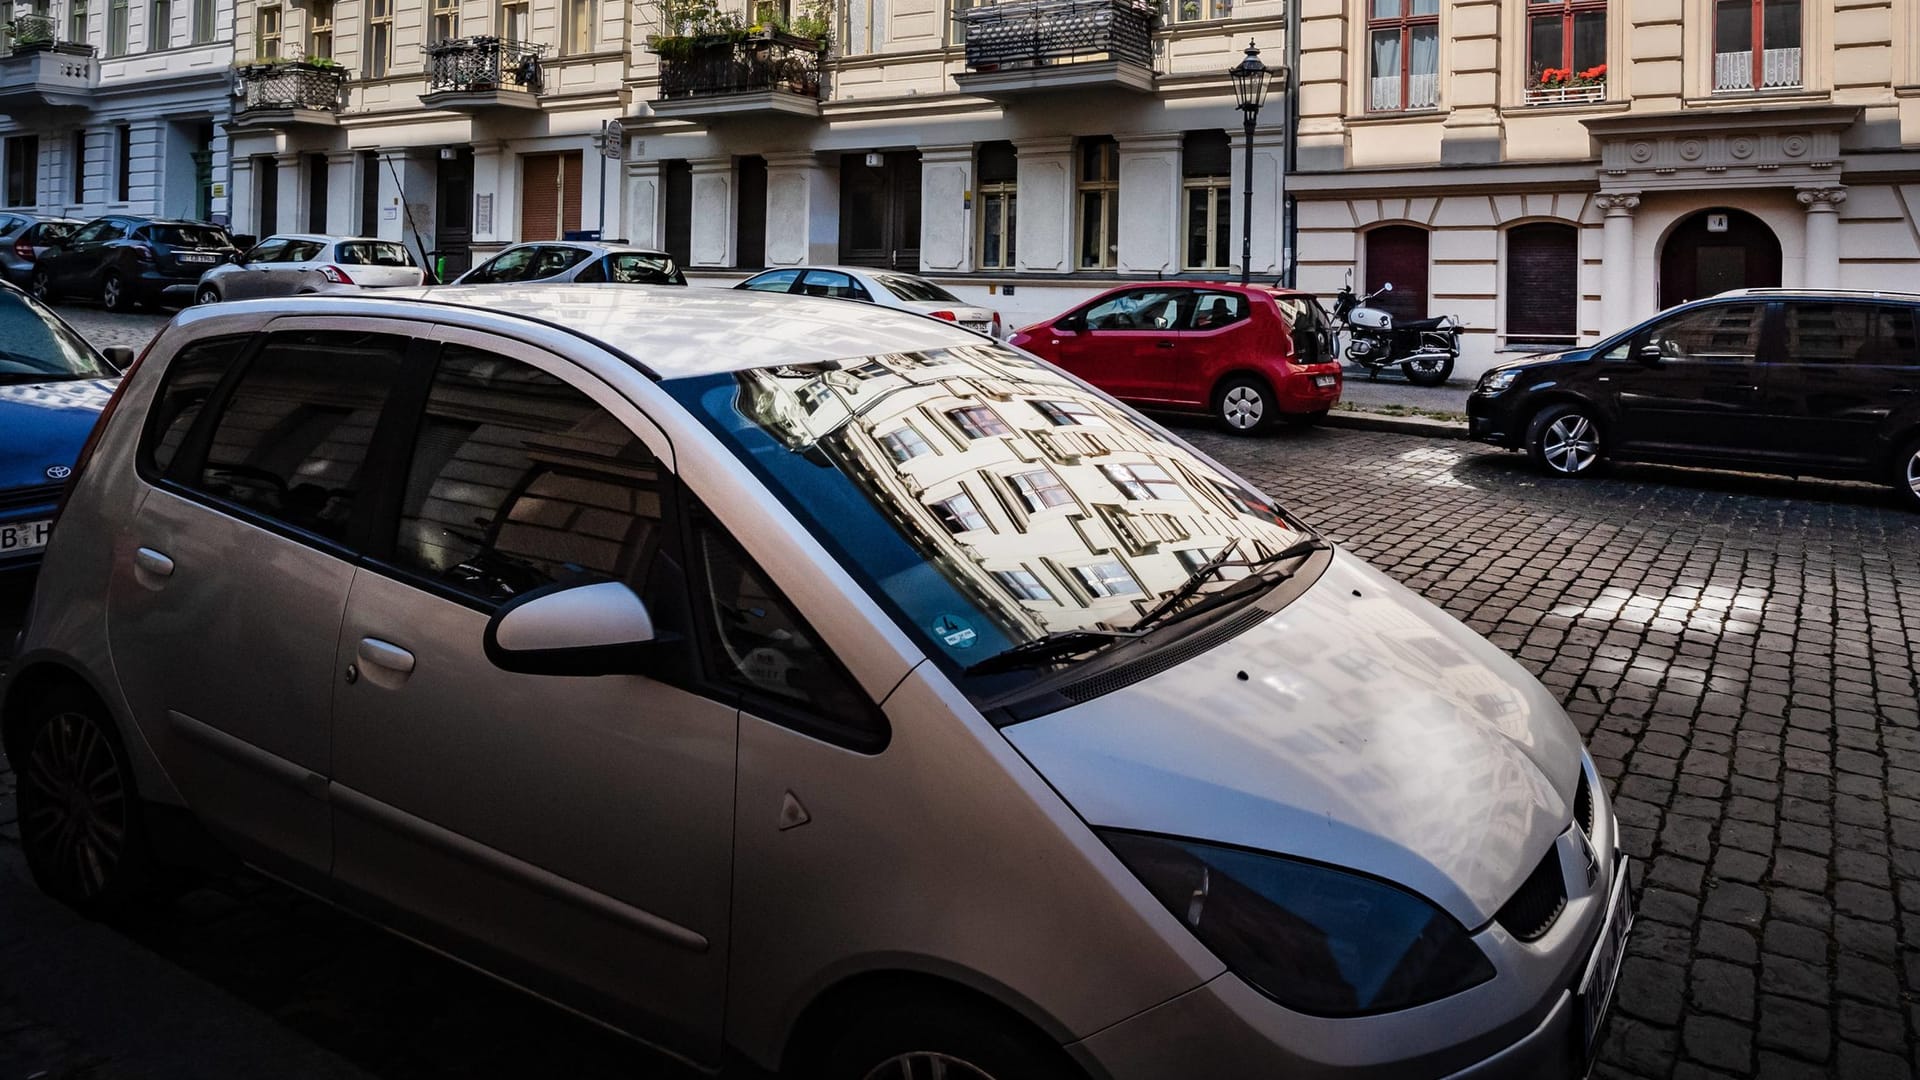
xmin=1228 ymin=39 xmax=1271 ymax=286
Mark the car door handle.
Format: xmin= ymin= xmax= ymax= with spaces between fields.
xmin=133 ymin=546 xmax=174 ymax=578
xmin=357 ymin=638 xmax=415 ymax=674
xmin=1156 ymin=340 xmax=1176 ymax=349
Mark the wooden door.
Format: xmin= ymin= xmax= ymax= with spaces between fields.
xmin=1365 ymin=225 xmax=1429 ymax=323
xmin=838 ymin=152 xmax=920 ymax=269
xmin=520 ymin=151 xmax=582 ymax=243
xmin=663 ymin=159 xmax=692 ymax=267
xmin=436 ymin=147 xmax=474 ymax=276
xmin=736 ymin=155 xmax=767 ymax=270
xmin=1659 ymin=209 xmax=1781 ymax=309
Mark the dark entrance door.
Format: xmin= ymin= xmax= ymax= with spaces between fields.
xmin=435 ymin=147 xmax=475 ymax=279
xmin=736 ymin=155 xmax=767 ymax=270
xmin=255 ymin=154 xmax=278 ymax=238
xmin=839 ymin=151 xmax=920 ymax=269
xmin=306 ymin=153 xmax=329 ymax=233
xmin=1365 ymin=224 xmax=1429 ymax=323
xmin=1659 ymin=208 xmax=1780 ymax=309
xmin=663 ymin=159 xmax=692 ymax=268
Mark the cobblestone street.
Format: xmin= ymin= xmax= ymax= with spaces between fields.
xmin=3 ymin=321 xmax=1919 ymax=1076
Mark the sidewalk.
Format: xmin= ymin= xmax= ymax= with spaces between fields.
xmin=1326 ymin=367 xmax=1471 ymax=437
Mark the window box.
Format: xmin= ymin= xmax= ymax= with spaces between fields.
xmin=1524 ymin=79 xmax=1605 ymax=105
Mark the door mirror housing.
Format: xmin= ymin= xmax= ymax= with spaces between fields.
xmin=101 ymin=345 xmax=136 ymax=369
xmin=1056 ymin=314 xmax=1085 ymax=333
xmin=1636 ymin=342 xmax=1665 ymax=364
xmin=483 ymin=580 xmax=658 ymax=677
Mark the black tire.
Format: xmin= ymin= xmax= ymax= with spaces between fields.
xmin=1214 ymin=375 xmax=1276 ymax=436
xmin=820 ymin=997 xmax=1075 ymax=1080
xmin=15 ymin=686 xmax=156 ymax=919
xmin=100 ymin=271 xmax=131 ymax=313
xmin=1894 ymin=435 xmax=1920 ymax=512
xmin=30 ymin=269 xmax=52 ymax=303
xmin=195 ymin=285 xmax=220 ymax=306
xmin=1401 ymin=353 xmax=1454 ymax=387
xmin=1281 ymin=408 xmax=1329 ymax=428
xmin=1527 ymin=402 xmax=1605 ymax=477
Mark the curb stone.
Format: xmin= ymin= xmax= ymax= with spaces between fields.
xmin=1321 ymin=408 xmax=1470 ymax=440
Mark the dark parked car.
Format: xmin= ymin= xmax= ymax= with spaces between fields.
xmin=32 ymin=216 xmax=237 ymax=311
xmin=1468 ymin=289 xmax=1920 ymax=508
xmin=0 ymin=214 xmax=82 ymax=288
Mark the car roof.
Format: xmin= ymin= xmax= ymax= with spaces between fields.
xmin=381 ymin=283 xmax=986 ymax=379
xmin=750 ymin=265 xmax=928 ymax=279
xmin=1713 ymin=287 xmax=1920 ymax=303
xmin=490 ymin=241 xmax=672 ymax=256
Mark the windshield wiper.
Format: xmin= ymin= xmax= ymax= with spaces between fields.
xmin=963 ymin=627 xmax=1139 ymax=676
xmin=1126 ymin=535 xmax=1332 ymax=636
xmin=1131 ymin=539 xmax=1241 ymax=632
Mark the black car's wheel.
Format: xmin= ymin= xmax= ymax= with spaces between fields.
xmin=1527 ymin=403 xmax=1605 ymax=477
xmin=30 ymin=269 xmax=52 ymax=303
xmin=195 ymin=285 xmax=220 ymax=306
xmin=1895 ymin=435 xmax=1920 ymax=512
xmin=100 ymin=272 xmax=130 ymax=313
xmin=1281 ymin=408 xmax=1329 ymax=427
xmin=15 ymin=686 xmax=156 ymax=918
xmin=1401 ymin=353 xmax=1454 ymax=387
xmin=820 ymin=998 xmax=1075 ymax=1080
xmin=1215 ymin=375 xmax=1275 ymax=435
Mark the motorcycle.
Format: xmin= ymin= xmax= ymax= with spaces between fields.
xmin=1329 ymin=274 xmax=1461 ymax=388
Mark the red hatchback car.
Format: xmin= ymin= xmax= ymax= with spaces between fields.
xmin=1009 ymin=282 xmax=1343 ymax=434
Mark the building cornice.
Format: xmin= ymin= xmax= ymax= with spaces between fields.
xmin=1579 ymin=104 xmax=1862 ymax=138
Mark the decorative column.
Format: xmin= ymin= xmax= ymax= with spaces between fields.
xmin=1595 ymin=192 xmax=1639 ymax=334
xmin=325 ymin=150 xmax=357 ymax=236
xmin=762 ymin=152 xmax=838 ymax=267
xmin=1227 ymin=124 xmax=1286 ymax=281
xmin=1797 ymin=186 xmax=1846 ymax=290
xmin=1012 ymin=137 xmax=1074 ymax=274
xmin=919 ymin=145 xmax=973 ymax=273
xmin=688 ymin=157 xmax=736 ymax=268
xmin=625 ymin=160 xmax=665 ymax=252
xmin=274 ymin=152 xmax=302 ymax=235
xmin=1115 ymin=132 xmax=1182 ymax=275
xmin=229 ymin=156 xmax=255 ymax=242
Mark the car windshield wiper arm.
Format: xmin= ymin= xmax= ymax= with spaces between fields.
xmin=963 ymin=627 xmax=1139 ymax=677
xmin=1127 ymin=535 xmax=1332 ymax=636
xmin=1130 ymin=539 xmax=1241 ymax=632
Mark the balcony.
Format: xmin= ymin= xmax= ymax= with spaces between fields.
xmin=0 ymin=14 xmax=95 ymax=111
xmin=650 ymin=33 xmax=825 ymax=120
xmin=421 ymin=36 xmax=545 ymax=111
xmin=953 ymin=0 xmax=1156 ymax=98
xmin=230 ymin=61 xmax=350 ymax=128
xmin=1523 ymin=82 xmax=1605 ymax=106
xmin=1713 ymin=47 xmax=1801 ymax=93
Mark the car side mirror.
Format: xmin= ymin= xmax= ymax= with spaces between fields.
xmin=1637 ymin=342 xmax=1664 ymax=364
xmin=1058 ymin=315 xmax=1085 ymax=333
xmin=482 ymin=580 xmax=657 ymax=677
xmin=101 ymin=345 xmax=135 ymax=368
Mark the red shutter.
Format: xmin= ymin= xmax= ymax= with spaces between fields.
xmin=1365 ymin=225 xmax=1429 ymax=323
xmin=1506 ymin=223 xmax=1578 ymax=340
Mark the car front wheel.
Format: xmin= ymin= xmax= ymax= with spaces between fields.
xmin=15 ymin=686 xmax=156 ymax=918
xmin=196 ymin=285 xmax=220 ymax=306
xmin=1528 ymin=403 xmax=1604 ymax=477
xmin=100 ymin=272 xmax=130 ymax=312
xmin=30 ymin=269 xmax=52 ymax=302
xmin=1215 ymin=376 xmax=1275 ymax=435
xmin=820 ymin=998 xmax=1075 ymax=1080
xmin=1896 ymin=435 xmax=1920 ymax=512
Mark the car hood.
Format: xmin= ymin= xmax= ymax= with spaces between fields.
xmin=1490 ymin=347 xmax=1586 ymax=374
xmin=1003 ymin=552 xmax=1581 ymax=928
xmin=0 ymin=378 xmax=115 ymax=492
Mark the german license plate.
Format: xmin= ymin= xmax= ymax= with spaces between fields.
xmin=1579 ymin=858 xmax=1633 ymax=1062
xmin=179 ymin=253 xmax=217 ymax=263
xmin=0 ymin=517 xmax=50 ymax=555
xmin=1313 ymin=375 xmax=1336 ymax=388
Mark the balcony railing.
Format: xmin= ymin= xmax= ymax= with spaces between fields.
xmin=2 ymin=12 xmax=90 ymax=57
xmin=1524 ymin=81 xmax=1605 ymax=106
xmin=656 ymin=33 xmax=824 ymax=100
xmin=959 ymin=0 xmax=1153 ymax=72
xmin=235 ymin=60 xmax=348 ymax=114
xmin=423 ymin=36 xmax=545 ymax=94
xmin=1713 ymin=47 xmax=1801 ymax=92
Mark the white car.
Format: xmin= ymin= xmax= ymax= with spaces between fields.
xmin=196 ymin=235 xmax=425 ymax=304
xmin=736 ymin=264 xmax=1003 ymax=337
xmin=451 ymin=242 xmax=686 ymax=286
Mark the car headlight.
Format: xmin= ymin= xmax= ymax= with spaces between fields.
xmin=1477 ymin=368 xmax=1520 ymax=394
xmin=1103 ymin=831 xmax=1495 ymax=1017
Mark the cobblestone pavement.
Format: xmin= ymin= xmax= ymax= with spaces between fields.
xmin=3 ymin=392 xmax=1918 ymax=1075
xmin=49 ymin=303 xmax=172 ymax=353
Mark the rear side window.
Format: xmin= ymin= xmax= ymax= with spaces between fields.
xmin=281 ymin=240 xmax=326 ymax=262
xmin=874 ymin=274 xmax=960 ymax=303
xmin=797 ymin=270 xmax=870 ymax=301
xmin=1186 ymin=291 xmax=1247 ymax=331
xmin=532 ymin=246 xmax=592 ymax=280
xmin=150 ymin=224 xmax=229 ymax=247
xmin=193 ymin=330 xmax=407 ymax=544
xmin=142 ymin=335 xmax=251 ymax=476
xmin=1783 ymin=302 xmax=1918 ymax=366
xmin=335 ymin=241 xmax=415 ymax=266
xmin=741 ymin=269 xmax=799 ymax=293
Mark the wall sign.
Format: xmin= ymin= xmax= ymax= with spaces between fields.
xmin=1706 ymin=213 xmax=1729 ymax=233
xmin=475 ymin=194 xmax=493 ymax=234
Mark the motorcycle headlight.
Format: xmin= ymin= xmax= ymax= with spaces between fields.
xmin=1103 ymin=831 xmax=1495 ymax=1017
xmin=1478 ymin=368 xmax=1520 ymax=393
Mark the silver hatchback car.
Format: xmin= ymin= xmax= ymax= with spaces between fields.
xmin=195 ymin=234 xmax=425 ymax=304
xmin=3 ymin=287 xmax=1628 ymax=1079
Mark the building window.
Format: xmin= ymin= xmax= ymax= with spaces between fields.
xmin=1009 ymin=469 xmax=1073 ymax=512
xmin=995 ymin=568 xmax=1055 ymax=603
xmin=306 ymin=0 xmax=331 ymax=58
xmin=931 ymin=493 xmax=989 ymax=534
xmin=255 ymin=1 xmax=279 ymax=57
xmin=70 ymin=131 xmax=86 ymax=203
xmin=976 ymin=140 xmax=1016 ymax=271
xmin=366 ymin=0 xmax=391 ymax=77
xmin=1367 ymin=0 xmax=1439 ymax=111
xmin=6 ymin=137 xmax=38 ymax=207
xmin=1714 ymin=0 xmax=1801 ymax=91
xmin=498 ymin=0 xmax=528 ymax=39
xmin=949 ymin=405 xmax=1011 ymax=439
xmin=1169 ymin=0 xmax=1228 ymax=21
xmin=1102 ymin=462 xmax=1189 ymax=501
xmin=880 ymin=425 xmax=933 ymax=463
xmin=430 ymin=0 xmax=457 ymax=40
xmin=1181 ymin=130 xmax=1232 ymax=271
xmin=1074 ymin=561 xmax=1142 ymax=598
xmin=563 ymin=0 xmax=593 ymax=52
xmin=190 ymin=0 xmax=211 ymax=42
xmin=107 ymin=0 xmax=128 ymax=54
xmin=68 ymin=0 xmax=88 ymax=43
xmin=1033 ymin=399 xmax=1104 ymax=427
xmin=1076 ymin=137 xmax=1119 ymax=270
xmin=148 ymin=0 xmax=170 ymax=49
xmin=1526 ymin=0 xmax=1604 ymax=103
xmin=1506 ymin=222 xmax=1579 ymax=345
xmin=115 ymin=125 xmax=131 ymax=202
xmin=842 ymin=0 xmax=881 ymax=54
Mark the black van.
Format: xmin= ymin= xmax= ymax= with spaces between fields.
xmin=1467 ymin=290 xmax=1920 ymax=508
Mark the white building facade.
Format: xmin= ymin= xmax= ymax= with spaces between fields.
xmin=0 ymin=0 xmax=232 ymax=227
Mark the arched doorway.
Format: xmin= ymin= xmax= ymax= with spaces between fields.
xmin=1658 ymin=208 xmax=1781 ymax=309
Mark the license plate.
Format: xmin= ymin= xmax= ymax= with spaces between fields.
xmin=1313 ymin=375 xmax=1337 ymax=388
xmin=178 ymin=253 xmax=217 ymax=263
xmin=0 ymin=517 xmax=51 ymax=555
xmin=1579 ymin=859 xmax=1634 ymax=1062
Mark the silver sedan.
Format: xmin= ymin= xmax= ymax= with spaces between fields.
xmin=736 ymin=264 xmax=1003 ymax=337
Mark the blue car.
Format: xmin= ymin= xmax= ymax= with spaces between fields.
xmin=0 ymin=285 xmax=129 ymax=578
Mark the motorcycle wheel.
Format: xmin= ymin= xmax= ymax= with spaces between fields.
xmin=1401 ymin=354 xmax=1453 ymax=387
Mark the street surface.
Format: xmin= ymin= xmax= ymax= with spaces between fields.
xmin=2 ymin=302 xmax=1917 ymax=1078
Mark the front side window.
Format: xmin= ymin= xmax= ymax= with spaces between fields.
xmin=977 ymin=140 xmax=1017 ymax=271
xmin=1781 ymin=303 xmax=1919 ymax=366
xmin=465 ymin=246 xmax=541 ymax=284
xmin=255 ymin=2 xmax=279 ymax=58
xmin=149 ymin=0 xmax=171 ymax=49
xmin=241 ymin=238 xmax=289 ymax=263
xmin=107 ymin=0 xmax=128 ymax=55
xmin=1526 ymin=0 xmax=1605 ymax=102
xmin=143 ymin=336 xmax=250 ymax=476
xmin=1084 ymin=288 xmax=1186 ymax=332
xmin=742 ymin=269 xmax=799 ymax=293
xmin=430 ymin=0 xmax=457 ymax=40
xmin=366 ymin=0 xmax=391 ymax=78
xmin=1714 ymin=0 xmax=1801 ymax=91
xmin=1639 ymin=303 xmax=1764 ymax=362
xmin=1077 ymin=137 xmax=1119 ymax=270
xmin=306 ymin=0 xmax=332 ymax=58
xmin=6 ymin=136 xmax=38 ymax=208
xmin=1368 ymin=0 xmax=1439 ymax=111
xmin=195 ymin=331 xmax=408 ymax=544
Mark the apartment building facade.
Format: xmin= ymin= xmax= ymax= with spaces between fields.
xmin=1291 ymin=0 xmax=1920 ymax=374
xmin=0 ymin=0 xmax=231 ymax=230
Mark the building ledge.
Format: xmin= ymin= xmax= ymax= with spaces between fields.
xmin=648 ymin=88 xmax=821 ymax=120
xmin=419 ymin=87 xmax=542 ymax=111
xmin=228 ymin=106 xmax=342 ymax=129
xmin=954 ymin=58 xmax=1155 ymax=99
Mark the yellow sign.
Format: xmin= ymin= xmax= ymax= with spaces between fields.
xmin=211 ymin=182 xmax=225 ymax=197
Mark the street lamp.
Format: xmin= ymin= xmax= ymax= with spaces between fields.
xmin=1228 ymin=39 xmax=1271 ymax=286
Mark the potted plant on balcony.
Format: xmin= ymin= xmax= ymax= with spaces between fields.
xmin=1532 ymin=63 xmax=1606 ymax=102
xmin=8 ymin=16 xmax=54 ymax=53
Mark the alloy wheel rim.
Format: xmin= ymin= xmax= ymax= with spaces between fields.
xmin=1543 ymin=415 xmax=1599 ymax=474
xmin=1406 ymin=355 xmax=1446 ymax=376
xmin=1222 ymin=386 xmax=1264 ymax=429
xmin=862 ymin=1052 xmax=998 ymax=1080
xmin=20 ymin=711 xmax=128 ymax=900
xmin=31 ymin=274 xmax=47 ymax=300
xmin=103 ymin=278 xmax=120 ymax=307
xmin=198 ymin=288 xmax=217 ymax=305
xmin=1907 ymin=448 xmax=1920 ymax=498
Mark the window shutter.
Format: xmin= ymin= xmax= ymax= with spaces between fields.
xmin=1506 ymin=223 xmax=1578 ymax=340
xmin=1364 ymin=225 xmax=1429 ymax=323
xmin=520 ymin=153 xmax=559 ymax=241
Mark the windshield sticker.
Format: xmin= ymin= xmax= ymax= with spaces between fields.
xmin=933 ymin=614 xmax=978 ymax=649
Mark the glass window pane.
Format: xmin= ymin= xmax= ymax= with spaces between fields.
xmin=1104 ymin=190 xmax=1120 ymax=269
xmin=1213 ymin=187 xmax=1232 ymax=269
xmin=1645 ymin=303 xmax=1762 ymax=362
xmin=143 ymin=336 xmax=248 ymax=476
xmin=1529 ymin=13 xmax=1563 ymax=79
xmin=1370 ymin=0 xmax=1398 ymax=18
xmin=982 ymin=192 xmax=1004 ymax=268
xmin=1408 ymin=0 xmax=1438 ymax=13
xmin=1185 ymin=187 xmax=1208 ymax=268
xmin=1080 ymin=192 xmax=1104 ymax=268
xmin=1571 ymin=11 xmax=1606 ymax=72
xmin=743 ymin=268 xmax=800 ymax=292
xmin=1714 ymin=0 xmax=1751 ymax=53
xmin=1763 ymin=0 xmax=1800 ymax=49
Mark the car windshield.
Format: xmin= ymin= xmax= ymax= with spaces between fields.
xmin=664 ymin=343 xmax=1311 ymax=704
xmin=335 ymin=241 xmax=416 ymax=266
xmin=606 ymin=252 xmax=683 ymax=284
xmin=875 ymin=274 xmax=962 ymax=303
xmin=0 ymin=291 xmax=118 ymax=382
xmin=150 ymin=224 xmax=229 ymax=248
